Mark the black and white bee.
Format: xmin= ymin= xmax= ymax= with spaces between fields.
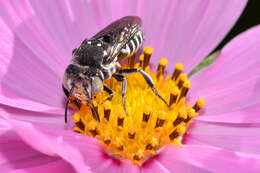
xmin=63 ymin=16 xmax=169 ymax=123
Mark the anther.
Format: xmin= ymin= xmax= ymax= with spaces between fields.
xmin=177 ymin=73 xmax=187 ymax=89
xmin=155 ymin=112 xmax=166 ymax=128
xmin=171 ymin=63 xmax=184 ymax=80
xmin=117 ymin=114 xmax=125 ymax=127
xmin=133 ymin=149 xmax=144 ymax=161
xmin=173 ymin=117 xmax=184 ymax=126
xmin=104 ymin=139 xmax=111 ymax=145
xmin=177 ymin=126 xmax=186 ymax=136
xmin=88 ymin=122 xmax=98 ymax=137
xmin=169 ymin=130 xmax=178 ymax=141
xmin=156 ymin=58 xmax=168 ymax=80
xmin=142 ymin=108 xmax=151 ymax=122
xmin=128 ymin=52 xmax=136 ymax=68
xmin=128 ymin=128 xmax=136 ymax=139
xmin=143 ymin=46 xmax=154 ymax=68
xmin=145 ymin=144 xmax=153 ymax=150
xmin=76 ymin=121 xmax=85 ymax=131
xmin=192 ymin=98 xmax=205 ymax=112
xmin=155 ymin=118 xmax=165 ymax=128
xmin=184 ymin=108 xmax=196 ymax=123
xmin=146 ymin=137 xmax=158 ymax=150
xmin=115 ymin=138 xmax=124 ymax=151
xmin=103 ymin=133 xmax=111 ymax=145
xmin=173 ymin=111 xmax=186 ymax=126
xmin=178 ymin=81 xmax=191 ymax=101
xmin=169 ymin=126 xmax=186 ymax=141
xmin=169 ymin=87 xmax=180 ymax=106
xmin=104 ymin=108 xmax=111 ymax=121
xmin=139 ymin=54 xmax=144 ymax=69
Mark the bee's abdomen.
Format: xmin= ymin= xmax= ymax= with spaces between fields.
xmin=120 ymin=30 xmax=144 ymax=57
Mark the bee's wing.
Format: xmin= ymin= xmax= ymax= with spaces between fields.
xmin=91 ymin=16 xmax=142 ymax=64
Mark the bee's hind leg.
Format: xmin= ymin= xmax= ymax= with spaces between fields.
xmin=116 ymin=69 xmax=170 ymax=109
xmin=112 ymin=74 xmax=128 ymax=116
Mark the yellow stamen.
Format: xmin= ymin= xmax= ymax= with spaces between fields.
xmin=139 ymin=54 xmax=144 ymax=69
xmin=72 ymin=47 xmax=204 ymax=165
xmin=128 ymin=52 xmax=137 ymax=68
xmin=143 ymin=46 xmax=154 ymax=68
xmin=177 ymin=73 xmax=187 ymax=89
xmin=178 ymin=81 xmax=191 ymax=101
xmin=169 ymin=87 xmax=180 ymax=106
xmin=193 ymin=98 xmax=206 ymax=112
xmin=171 ymin=63 xmax=184 ymax=80
xmin=156 ymin=58 xmax=168 ymax=80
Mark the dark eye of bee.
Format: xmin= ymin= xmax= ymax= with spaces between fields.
xmin=99 ymin=35 xmax=112 ymax=43
xmin=66 ymin=64 xmax=79 ymax=75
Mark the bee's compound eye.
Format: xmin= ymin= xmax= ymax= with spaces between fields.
xmin=66 ymin=64 xmax=79 ymax=75
xmin=82 ymin=39 xmax=89 ymax=44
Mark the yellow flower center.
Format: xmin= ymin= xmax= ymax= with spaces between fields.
xmin=71 ymin=46 xmax=205 ymax=165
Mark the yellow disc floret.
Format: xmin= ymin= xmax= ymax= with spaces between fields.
xmin=71 ymin=46 xmax=205 ymax=165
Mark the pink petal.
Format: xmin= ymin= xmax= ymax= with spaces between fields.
xmin=5 ymin=119 xmax=92 ymax=173
xmin=0 ymin=131 xmax=76 ymax=173
xmin=0 ymin=1 xmax=70 ymax=74
xmin=6 ymin=160 xmax=76 ymax=173
xmin=0 ymin=16 xmax=65 ymax=110
xmin=0 ymin=117 xmax=11 ymax=135
xmin=184 ymin=121 xmax=260 ymax=155
xmin=0 ymin=107 xmax=140 ymax=173
xmin=190 ymin=25 xmax=260 ymax=115
xmin=157 ymin=145 xmax=260 ymax=173
xmin=141 ymin=160 xmax=171 ymax=173
xmin=147 ymin=0 xmax=246 ymax=73
xmin=196 ymin=103 xmax=260 ymax=124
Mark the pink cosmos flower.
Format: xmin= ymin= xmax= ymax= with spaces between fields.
xmin=1 ymin=0 xmax=260 ymax=172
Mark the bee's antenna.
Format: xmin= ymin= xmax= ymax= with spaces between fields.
xmin=65 ymin=84 xmax=75 ymax=123
xmin=84 ymin=88 xmax=100 ymax=122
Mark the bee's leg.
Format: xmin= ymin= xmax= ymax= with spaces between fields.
xmin=62 ymin=84 xmax=69 ymax=97
xmin=63 ymin=85 xmax=81 ymax=110
xmin=112 ymin=74 xmax=128 ymax=115
xmin=104 ymin=84 xmax=114 ymax=101
xmin=117 ymin=69 xmax=170 ymax=109
xmin=84 ymin=88 xmax=100 ymax=122
xmin=63 ymin=84 xmax=75 ymax=123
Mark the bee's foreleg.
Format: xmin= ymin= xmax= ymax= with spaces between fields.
xmin=84 ymin=88 xmax=100 ymax=122
xmin=117 ymin=69 xmax=170 ymax=109
xmin=112 ymin=74 xmax=128 ymax=115
xmin=104 ymin=84 xmax=114 ymax=101
xmin=63 ymin=84 xmax=75 ymax=123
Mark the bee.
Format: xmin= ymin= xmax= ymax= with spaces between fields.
xmin=63 ymin=16 xmax=169 ymax=123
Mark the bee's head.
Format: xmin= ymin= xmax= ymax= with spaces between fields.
xmin=63 ymin=64 xmax=104 ymax=100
